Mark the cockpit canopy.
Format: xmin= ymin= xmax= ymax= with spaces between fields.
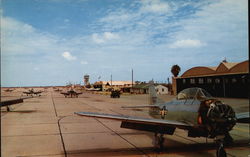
xmin=177 ymin=87 xmax=212 ymax=100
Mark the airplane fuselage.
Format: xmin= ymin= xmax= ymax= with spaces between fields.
xmin=149 ymin=99 xmax=200 ymax=126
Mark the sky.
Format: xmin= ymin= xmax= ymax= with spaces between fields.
xmin=1 ymin=0 xmax=248 ymax=87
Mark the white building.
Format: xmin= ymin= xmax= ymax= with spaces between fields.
xmin=93 ymin=81 xmax=134 ymax=91
xmin=155 ymin=85 xmax=168 ymax=95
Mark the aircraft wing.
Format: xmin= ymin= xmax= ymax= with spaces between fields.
xmin=236 ymin=112 xmax=249 ymax=123
xmin=121 ymin=105 xmax=160 ymax=109
xmin=60 ymin=92 xmax=69 ymax=95
xmin=0 ymin=98 xmax=24 ymax=107
xmin=75 ymin=112 xmax=192 ymax=133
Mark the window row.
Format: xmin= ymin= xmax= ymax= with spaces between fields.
xmin=182 ymin=77 xmax=245 ymax=84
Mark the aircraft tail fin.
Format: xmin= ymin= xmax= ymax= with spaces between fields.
xmin=149 ymin=84 xmax=157 ymax=105
xmin=148 ymin=84 xmax=165 ymax=105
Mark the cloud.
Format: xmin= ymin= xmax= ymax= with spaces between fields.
xmin=64 ymin=19 xmax=70 ymax=23
xmin=80 ymin=61 xmax=88 ymax=65
xmin=62 ymin=51 xmax=77 ymax=61
xmin=103 ymin=32 xmax=119 ymax=40
xmin=1 ymin=0 xmax=247 ymax=86
xmin=169 ymin=39 xmax=205 ymax=48
xmin=1 ymin=17 xmax=60 ymax=57
xmin=33 ymin=67 xmax=39 ymax=71
xmin=92 ymin=32 xmax=119 ymax=44
xmin=141 ymin=0 xmax=170 ymax=14
xmin=92 ymin=33 xmax=105 ymax=44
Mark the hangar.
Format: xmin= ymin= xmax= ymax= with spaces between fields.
xmin=174 ymin=60 xmax=249 ymax=98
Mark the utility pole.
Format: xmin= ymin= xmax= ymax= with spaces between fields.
xmin=132 ymin=69 xmax=133 ymax=93
xmin=111 ymin=74 xmax=112 ymax=88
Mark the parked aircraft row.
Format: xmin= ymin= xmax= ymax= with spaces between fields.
xmin=1 ymin=85 xmax=248 ymax=157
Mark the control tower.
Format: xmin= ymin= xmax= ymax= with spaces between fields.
xmin=83 ymin=75 xmax=90 ymax=85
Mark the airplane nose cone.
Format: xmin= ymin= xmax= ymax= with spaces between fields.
xmin=206 ymin=101 xmax=236 ymax=136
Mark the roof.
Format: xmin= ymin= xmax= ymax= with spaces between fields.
xmin=94 ymin=81 xmax=134 ymax=86
xmin=222 ymin=62 xmax=238 ymax=69
xmin=155 ymin=84 xmax=168 ymax=88
xmin=207 ymin=66 xmax=217 ymax=71
xmin=132 ymin=83 xmax=151 ymax=89
xmin=181 ymin=60 xmax=249 ymax=78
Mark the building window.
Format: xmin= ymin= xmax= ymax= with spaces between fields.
xmin=190 ymin=79 xmax=195 ymax=84
xmin=215 ymin=78 xmax=220 ymax=84
xmin=183 ymin=79 xmax=186 ymax=84
xmin=232 ymin=78 xmax=237 ymax=83
xmin=207 ymin=78 xmax=212 ymax=84
xmin=242 ymin=79 xmax=245 ymax=83
xmin=225 ymin=78 xmax=229 ymax=83
xmin=162 ymin=89 xmax=164 ymax=92
xmin=198 ymin=78 xmax=204 ymax=84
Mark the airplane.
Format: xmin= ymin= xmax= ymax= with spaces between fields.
xmin=23 ymin=88 xmax=43 ymax=96
xmin=85 ymin=88 xmax=101 ymax=91
xmin=60 ymin=88 xmax=82 ymax=98
xmin=3 ymin=88 xmax=14 ymax=92
xmin=75 ymin=85 xmax=249 ymax=157
xmin=1 ymin=97 xmax=32 ymax=111
xmin=54 ymin=88 xmax=62 ymax=92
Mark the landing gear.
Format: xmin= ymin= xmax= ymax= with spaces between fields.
xmin=216 ymin=144 xmax=226 ymax=157
xmin=153 ymin=133 xmax=165 ymax=151
xmin=215 ymin=136 xmax=227 ymax=157
xmin=6 ymin=106 xmax=10 ymax=112
xmin=224 ymin=132 xmax=233 ymax=145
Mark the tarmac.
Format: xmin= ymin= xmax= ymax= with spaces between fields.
xmin=1 ymin=88 xmax=249 ymax=157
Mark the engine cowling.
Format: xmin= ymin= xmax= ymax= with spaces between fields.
xmin=206 ymin=100 xmax=236 ymax=138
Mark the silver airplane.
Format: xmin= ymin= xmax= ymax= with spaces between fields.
xmin=23 ymin=88 xmax=43 ymax=96
xmin=60 ymin=88 xmax=82 ymax=98
xmin=4 ymin=88 xmax=14 ymax=92
xmin=75 ymin=86 xmax=249 ymax=157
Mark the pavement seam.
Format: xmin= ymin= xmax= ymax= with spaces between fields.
xmin=51 ymin=92 xmax=68 ymax=157
xmin=95 ymin=118 xmax=151 ymax=157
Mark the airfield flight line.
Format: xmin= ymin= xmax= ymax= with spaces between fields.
xmin=1 ymin=87 xmax=249 ymax=157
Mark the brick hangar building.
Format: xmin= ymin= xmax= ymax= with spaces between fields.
xmin=173 ymin=60 xmax=249 ymax=98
